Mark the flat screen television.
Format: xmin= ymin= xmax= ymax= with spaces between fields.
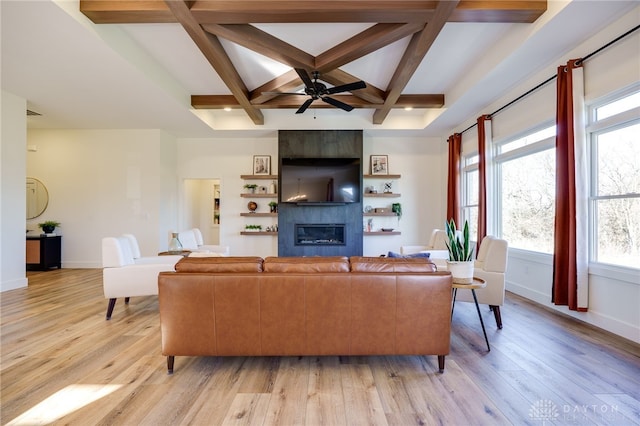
xmin=279 ymin=157 xmax=361 ymax=204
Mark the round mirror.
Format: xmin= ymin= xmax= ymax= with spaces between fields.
xmin=26 ymin=177 xmax=49 ymax=219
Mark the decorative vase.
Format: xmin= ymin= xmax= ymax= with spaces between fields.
xmin=42 ymin=225 xmax=56 ymax=234
xmin=168 ymin=233 xmax=183 ymax=254
xmin=446 ymin=260 xmax=474 ymax=284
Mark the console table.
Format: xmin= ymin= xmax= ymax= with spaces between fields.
xmin=26 ymin=235 xmax=62 ymax=271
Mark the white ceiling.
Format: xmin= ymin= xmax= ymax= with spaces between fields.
xmin=2 ymin=1 xmax=637 ymax=139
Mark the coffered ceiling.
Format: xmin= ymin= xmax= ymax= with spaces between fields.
xmin=80 ymin=1 xmax=546 ymax=125
xmin=2 ymin=1 xmax=636 ymax=137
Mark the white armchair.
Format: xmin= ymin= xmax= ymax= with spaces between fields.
xmin=454 ymin=236 xmax=508 ymax=328
xmin=401 ymin=229 xmax=449 ymax=267
xmin=177 ymin=228 xmax=230 ymax=255
xmin=121 ymin=234 xmax=182 ymax=264
xmin=102 ymin=236 xmax=181 ymax=320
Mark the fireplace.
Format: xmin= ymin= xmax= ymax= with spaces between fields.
xmin=295 ymin=224 xmax=345 ymax=246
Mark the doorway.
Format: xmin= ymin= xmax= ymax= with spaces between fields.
xmin=183 ymin=179 xmax=221 ymax=245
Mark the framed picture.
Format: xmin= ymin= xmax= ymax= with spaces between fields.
xmin=253 ymin=155 xmax=271 ymax=175
xmin=370 ymin=155 xmax=389 ymax=175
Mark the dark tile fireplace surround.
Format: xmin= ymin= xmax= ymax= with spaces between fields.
xmin=277 ymin=130 xmax=363 ymax=257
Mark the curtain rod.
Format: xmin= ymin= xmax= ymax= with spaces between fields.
xmin=458 ymin=24 xmax=640 ymax=136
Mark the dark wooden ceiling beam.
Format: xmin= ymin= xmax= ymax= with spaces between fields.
xmin=373 ymin=0 xmax=459 ymax=124
xmin=202 ymin=24 xmax=314 ymax=70
xmin=315 ymin=23 xmax=424 ymax=72
xmin=249 ymin=70 xmax=301 ymax=104
xmin=81 ymin=1 xmax=546 ymax=24
xmin=322 ymin=70 xmax=386 ymax=105
xmin=192 ymin=94 xmax=444 ymax=109
xmin=163 ymin=0 xmax=264 ymax=125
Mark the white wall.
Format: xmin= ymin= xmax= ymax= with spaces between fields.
xmin=176 ymin=134 xmax=447 ymax=258
xmin=455 ymin=9 xmax=640 ymax=343
xmin=1 ymin=90 xmax=28 ymax=291
xmin=26 ymin=129 xmax=178 ymax=267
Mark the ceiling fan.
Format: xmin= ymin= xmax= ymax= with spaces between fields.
xmin=266 ymin=68 xmax=366 ymax=114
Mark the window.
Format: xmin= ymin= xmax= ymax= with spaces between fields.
xmin=496 ymin=126 xmax=556 ymax=253
xmin=461 ymin=154 xmax=478 ymax=242
xmin=589 ymin=91 xmax=640 ymax=268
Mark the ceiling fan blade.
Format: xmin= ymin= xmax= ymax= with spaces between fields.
xmin=322 ymin=96 xmax=354 ymax=112
xmin=325 ymin=80 xmax=366 ymax=95
xmin=294 ymin=68 xmax=314 ymax=89
xmin=296 ymin=98 xmax=314 ymax=114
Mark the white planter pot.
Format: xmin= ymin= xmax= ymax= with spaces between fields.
xmin=446 ymin=260 xmax=474 ymax=284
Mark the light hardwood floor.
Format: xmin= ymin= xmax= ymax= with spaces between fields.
xmin=1 ymin=269 xmax=639 ymax=425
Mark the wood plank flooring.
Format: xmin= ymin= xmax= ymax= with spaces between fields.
xmin=1 ymin=269 xmax=639 ymax=425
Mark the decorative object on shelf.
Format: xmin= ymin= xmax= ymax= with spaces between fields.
xmin=445 ymin=218 xmax=474 ymax=284
xmin=366 ymin=218 xmax=373 ymax=232
xmin=392 ymin=202 xmax=402 ymax=219
xmin=214 ymin=214 xmax=220 ymax=224
xmin=258 ymin=185 xmax=268 ymax=194
xmin=247 ymin=201 xmax=258 ymax=212
xmin=384 ymin=181 xmax=393 ymax=193
xmin=268 ymin=201 xmax=278 ymax=213
xmin=168 ymin=232 xmax=183 ymax=254
xmin=38 ymin=220 xmax=60 ymax=235
xmin=244 ymin=183 xmax=258 ymax=194
xmin=366 ymin=185 xmax=377 ymax=194
xmin=381 ymin=228 xmax=394 ymax=232
xmin=253 ymin=155 xmax=271 ymax=175
xmin=364 ymin=205 xmax=373 ymax=213
xmin=269 ymin=180 xmax=277 ymax=194
xmin=245 ymin=224 xmax=262 ymax=232
xmin=374 ymin=208 xmax=388 ymax=213
xmin=370 ymin=155 xmax=388 ymax=175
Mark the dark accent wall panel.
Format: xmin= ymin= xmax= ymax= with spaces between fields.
xmin=278 ymin=130 xmax=363 ymax=257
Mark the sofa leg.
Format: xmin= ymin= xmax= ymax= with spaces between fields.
xmin=437 ymin=355 xmax=445 ymax=373
xmin=167 ymin=356 xmax=175 ymax=374
xmin=124 ymin=297 xmax=130 ymax=304
xmin=105 ymin=298 xmax=117 ymax=320
xmin=490 ymin=305 xmax=503 ymax=329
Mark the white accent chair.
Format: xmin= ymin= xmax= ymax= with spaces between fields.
xmin=176 ymin=228 xmax=230 ymax=255
xmin=454 ymin=235 xmax=508 ymax=328
xmin=121 ymin=233 xmax=180 ymax=264
xmin=401 ymin=229 xmax=450 ymax=268
xmin=102 ymin=236 xmax=182 ymax=320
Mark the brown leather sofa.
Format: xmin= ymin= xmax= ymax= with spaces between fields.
xmin=158 ymin=256 xmax=453 ymax=374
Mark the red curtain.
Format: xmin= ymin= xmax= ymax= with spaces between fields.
xmin=477 ymin=115 xmax=491 ymax=253
xmin=446 ymin=133 xmax=462 ymax=224
xmin=552 ymin=59 xmax=584 ymax=311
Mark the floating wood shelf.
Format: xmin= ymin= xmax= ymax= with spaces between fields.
xmin=240 ymin=213 xmax=277 ymax=217
xmin=240 ymin=231 xmax=278 ymax=236
xmin=363 ymin=174 xmax=401 ymax=179
xmin=364 ymin=212 xmax=398 ymax=217
xmin=240 ymin=175 xmax=278 ymax=180
xmin=240 ymin=193 xmax=277 ymax=198
xmin=363 ymin=192 xmax=401 ymax=198
xmin=364 ymin=231 xmax=401 ymax=235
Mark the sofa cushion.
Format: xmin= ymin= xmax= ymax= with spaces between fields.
xmin=349 ymin=256 xmax=437 ymax=273
xmin=175 ymin=256 xmax=264 ymax=273
xmin=263 ymin=256 xmax=350 ymax=273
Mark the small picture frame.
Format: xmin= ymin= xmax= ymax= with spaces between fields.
xmin=253 ymin=155 xmax=271 ymax=175
xmin=370 ymin=155 xmax=389 ymax=175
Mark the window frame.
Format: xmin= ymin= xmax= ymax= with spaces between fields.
xmin=493 ymin=123 xmax=556 ymax=252
xmin=587 ymin=86 xmax=640 ymax=273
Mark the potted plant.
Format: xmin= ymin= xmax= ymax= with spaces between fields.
xmin=245 ymin=224 xmax=262 ymax=232
xmin=38 ymin=220 xmax=60 ymax=234
xmin=243 ymin=184 xmax=258 ymax=194
xmin=268 ymin=201 xmax=278 ymax=213
xmin=445 ymin=218 xmax=474 ymax=284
